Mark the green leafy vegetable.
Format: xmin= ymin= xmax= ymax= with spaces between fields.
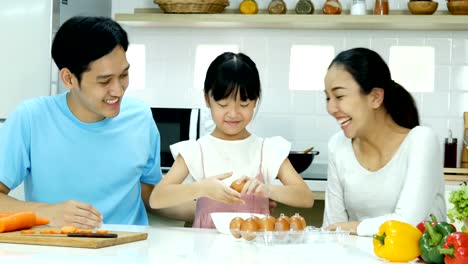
xmin=447 ymin=185 xmax=468 ymax=223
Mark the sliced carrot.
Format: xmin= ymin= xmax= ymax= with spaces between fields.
xmin=60 ymin=226 xmax=78 ymax=234
xmin=0 ymin=211 xmax=36 ymax=233
xmin=76 ymin=229 xmax=93 ymax=234
xmin=95 ymin=229 xmax=109 ymax=234
xmin=39 ymin=229 xmax=53 ymax=234
xmin=20 ymin=229 xmax=36 ymax=234
xmin=39 ymin=229 xmax=61 ymax=234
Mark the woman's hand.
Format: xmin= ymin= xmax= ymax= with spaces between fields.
xmin=200 ymin=172 xmax=244 ymax=204
xmin=234 ymin=176 xmax=270 ymax=197
xmin=326 ymin=221 xmax=359 ymax=235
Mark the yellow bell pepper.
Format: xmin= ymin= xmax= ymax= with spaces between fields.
xmin=373 ymin=220 xmax=422 ymax=262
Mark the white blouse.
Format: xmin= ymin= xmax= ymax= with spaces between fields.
xmin=170 ymin=134 xmax=291 ymax=186
xmin=323 ymin=126 xmax=447 ymax=236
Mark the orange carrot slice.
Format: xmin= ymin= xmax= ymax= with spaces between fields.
xmin=60 ymin=226 xmax=78 ymax=234
xmin=20 ymin=229 xmax=36 ymax=234
xmin=39 ymin=229 xmax=61 ymax=234
xmin=95 ymin=229 xmax=109 ymax=234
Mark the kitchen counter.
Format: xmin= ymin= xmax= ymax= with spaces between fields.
xmin=0 ymin=224 xmax=386 ymax=264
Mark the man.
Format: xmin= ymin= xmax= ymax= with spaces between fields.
xmin=0 ymin=16 xmax=164 ymax=228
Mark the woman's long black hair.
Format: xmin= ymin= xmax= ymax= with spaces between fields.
xmin=329 ymin=47 xmax=419 ymax=129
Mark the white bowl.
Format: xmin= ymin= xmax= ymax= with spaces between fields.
xmin=210 ymin=212 xmax=264 ymax=235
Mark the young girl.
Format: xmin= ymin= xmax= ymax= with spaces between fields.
xmin=150 ymin=52 xmax=314 ymax=228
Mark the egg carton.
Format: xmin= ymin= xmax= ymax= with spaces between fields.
xmin=304 ymin=227 xmax=351 ymax=244
xmin=236 ymin=227 xmax=351 ymax=245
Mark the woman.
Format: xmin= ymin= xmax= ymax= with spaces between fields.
xmin=323 ymin=47 xmax=446 ymax=236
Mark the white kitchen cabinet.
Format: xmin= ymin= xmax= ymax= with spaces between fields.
xmin=0 ymin=1 xmax=55 ymax=119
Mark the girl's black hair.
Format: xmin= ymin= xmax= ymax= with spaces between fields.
xmin=329 ymin=47 xmax=419 ymax=129
xmin=51 ymin=16 xmax=129 ymax=83
xmin=204 ymin=52 xmax=261 ymax=101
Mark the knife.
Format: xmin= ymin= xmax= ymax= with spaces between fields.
xmin=20 ymin=233 xmax=118 ymax=238
xmin=67 ymin=232 xmax=118 ymax=238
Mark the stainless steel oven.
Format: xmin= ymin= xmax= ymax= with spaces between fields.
xmin=151 ymin=108 xmax=199 ymax=172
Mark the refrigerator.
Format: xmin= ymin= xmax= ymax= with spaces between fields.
xmin=0 ymin=0 xmax=112 ymax=121
xmin=0 ymin=0 xmax=111 ymax=200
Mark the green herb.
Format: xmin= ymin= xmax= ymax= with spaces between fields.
xmin=447 ymin=185 xmax=468 ymax=224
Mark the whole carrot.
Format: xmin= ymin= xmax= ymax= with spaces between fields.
xmin=0 ymin=211 xmax=37 ymax=233
xmin=0 ymin=212 xmax=49 ymax=226
xmin=35 ymin=216 xmax=50 ymax=226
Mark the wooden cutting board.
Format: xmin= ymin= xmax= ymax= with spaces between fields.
xmin=0 ymin=228 xmax=148 ymax=249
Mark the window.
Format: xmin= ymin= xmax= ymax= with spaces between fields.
xmin=193 ymin=45 xmax=240 ymax=90
xmin=389 ymin=46 xmax=435 ymax=93
xmin=126 ymin=44 xmax=146 ymax=91
xmin=289 ymin=45 xmax=335 ymax=91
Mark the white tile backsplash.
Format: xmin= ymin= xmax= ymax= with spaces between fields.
xmin=451 ymin=66 xmax=468 ymax=91
xmin=114 ymin=1 xmax=468 ymax=167
xmin=451 ymin=38 xmax=468 ymax=65
xmin=426 ymin=37 xmax=453 ymax=65
xmin=421 ymin=92 xmax=450 ymax=117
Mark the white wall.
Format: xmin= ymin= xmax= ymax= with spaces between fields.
xmin=115 ymin=0 xmax=466 ymax=167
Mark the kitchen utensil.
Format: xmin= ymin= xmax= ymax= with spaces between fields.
xmin=408 ymin=0 xmax=438 ymax=15
xmin=67 ymin=232 xmax=118 ymax=238
xmin=288 ymin=150 xmax=319 ymax=174
xmin=447 ymin=0 xmax=468 ymax=15
xmin=303 ymin=146 xmax=314 ymax=154
xmin=0 ymin=228 xmax=147 ymax=248
xmin=461 ymin=112 xmax=468 ymax=168
xmin=444 ymin=129 xmax=458 ymax=168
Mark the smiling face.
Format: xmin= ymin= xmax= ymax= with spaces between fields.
xmin=324 ymin=65 xmax=379 ymax=139
xmin=207 ymin=91 xmax=257 ymax=140
xmin=62 ymin=45 xmax=130 ymax=123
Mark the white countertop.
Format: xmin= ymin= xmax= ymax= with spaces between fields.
xmin=0 ymin=224 xmax=394 ymax=264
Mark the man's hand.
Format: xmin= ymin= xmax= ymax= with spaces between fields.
xmin=41 ymin=200 xmax=103 ymax=229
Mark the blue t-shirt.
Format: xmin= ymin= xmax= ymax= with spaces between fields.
xmin=0 ymin=92 xmax=162 ymax=225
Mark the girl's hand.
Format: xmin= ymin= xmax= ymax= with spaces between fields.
xmin=200 ymin=172 xmax=244 ymax=204
xmin=235 ymin=176 xmax=270 ymax=197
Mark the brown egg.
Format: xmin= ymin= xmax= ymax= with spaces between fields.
xmin=229 ymin=217 xmax=244 ymax=239
xmin=258 ymin=215 xmax=276 ymax=231
xmin=250 ymin=215 xmax=262 ymax=226
xmin=278 ymin=213 xmax=290 ymax=223
xmin=230 ymin=180 xmax=247 ymax=192
xmin=240 ymin=217 xmax=259 ymax=241
xmin=275 ymin=214 xmax=290 ymax=231
xmin=290 ymin=213 xmax=306 ymax=231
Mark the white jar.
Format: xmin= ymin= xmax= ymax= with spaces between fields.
xmin=350 ymin=0 xmax=366 ymax=15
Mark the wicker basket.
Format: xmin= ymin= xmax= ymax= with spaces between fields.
xmin=154 ymin=0 xmax=229 ymax=13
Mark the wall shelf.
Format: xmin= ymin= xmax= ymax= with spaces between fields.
xmin=115 ymin=9 xmax=468 ymax=31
